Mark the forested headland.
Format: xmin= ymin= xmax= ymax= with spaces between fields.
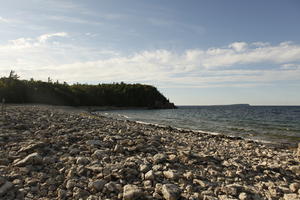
xmin=0 ymin=71 xmax=176 ymax=109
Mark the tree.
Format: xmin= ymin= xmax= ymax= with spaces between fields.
xmin=8 ymin=70 xmax=19 ymax=80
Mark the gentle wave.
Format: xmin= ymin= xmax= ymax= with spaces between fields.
xmin=96 ymin=106 xmax=300 ymax=144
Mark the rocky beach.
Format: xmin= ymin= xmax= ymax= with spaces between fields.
xmin=0 ymin=105 xmax=300 ymax=200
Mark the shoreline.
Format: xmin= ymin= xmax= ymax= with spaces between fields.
xmin=0 ymin=104 xmax=300 ymax=199
xmin=94 ymin=110 xmax=299 ymax=148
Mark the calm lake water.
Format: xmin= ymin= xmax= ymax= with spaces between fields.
xmin=97 ymin=106 xmax=300 ymax=144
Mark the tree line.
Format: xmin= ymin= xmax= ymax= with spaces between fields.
xmin=0 ymin=71 xmax=176 ymax=109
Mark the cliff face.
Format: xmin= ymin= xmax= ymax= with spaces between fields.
xmin=0 ymin=77 xmax=176 ymax=109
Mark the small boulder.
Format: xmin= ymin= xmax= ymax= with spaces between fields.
xmin=163 ymin=170 xmax=178 ymax=180
xmin=145 ymin=170 xmax=155 ymax=180
xmin=89 ymin=180 xmax=106 ymax=192
xmin=162 ymin=184 xmax=181 ymax=200
xmin=14 ymin=152 xmax=43 ymax=167
xmin=290 ymin=183 xmax=300 ymax=193
xmin=76 ymin=157 xmax=89 ymax=165
xmin=0 ymin=181 xmax=13 ymax=196
xmin=153 ymin=153 xmax=167 ymax=164
xmin=86 ymin=140 xmax=102 ymax=146
xmin=283 ymin=193 xmax=299 ymax=200
xmin=123 ymin=184 xmax=144 ymax=200
xmin=239 ymin=192 xmax=248 ymax=200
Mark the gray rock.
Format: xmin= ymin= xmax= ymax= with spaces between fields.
xmin=104 ymin=182 xmax=120 ymax=193
xmin=123 ymin=184 xmax=144 ymax=200
xmin=66 ymin=180 xmax=76 ymax=190
xmin=218 ymin=195 xmax=238 ymax=200
xmin=290 ymin=183 xmax=300 ymax=193
xmin=283 ymin=193 xmax=299 ymax=200
xmin=92 ymin=150 xmax=108 ymax=159
xmin=162 ymin=184 xmax=181 ymax=200
xmin=139 ymin=164 xmax=149 ymax=173
xmin=0 ymin=181 xmax=13 ymax=196
xmin=18 ymin=142 xmax=45 ymax=153
xmin=183 ymin=171 xmax=193 ymax=180
xmin=238 ymin=192 xmax=248 ymax=200
xmin=14 ymin=152 xmax=43 ymax=166
xmin=193 ymin=179 xmax=210 ymax=188
xmin=145 ymin=170 xmax=155 ymax=180
xmin=76 ymin=157 xmax=89 ymax=165
xmin=163 ymin=170 xmax=178 ymax=180
xmin=290 ymin=165 xmax=300 ymax=175
xmin=73 ymin=187 xmax=89 ymax=199
xmin=86 ymin=140 xmax=102 ymax=146
xmin=89 ymin=180 xmax=106 ymax=192
xmin=57 ymin=188 xmax=67 ymax=199
xmin=143 ymin=180 xmax=152 ymax=188
xmin=203 ymin=195 xmax=218 ymax=200
xmin=153 ymin=153 xmax=167 ymax=164
xmin=296 ymin=143 xmax=300 ymax=157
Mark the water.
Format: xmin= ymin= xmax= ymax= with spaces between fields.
xmin=97 ymin=106 xmax=300 ymax=144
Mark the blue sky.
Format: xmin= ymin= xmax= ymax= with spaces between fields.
xmin=0 ymin=0 xmax=300 ymax=105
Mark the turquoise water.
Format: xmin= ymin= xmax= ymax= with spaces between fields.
xmin=97 ymin=106 xmax=300 ymax=144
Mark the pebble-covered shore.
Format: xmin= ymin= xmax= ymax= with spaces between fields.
xmin=0 ymin=105 xmax=300 ymax=200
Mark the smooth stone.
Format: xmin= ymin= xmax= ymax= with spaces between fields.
xmin=239 ymin=192 xmax=248 ymax=200
xmin=76 ymin=157 xmax=89 ymax=165
xmin=139 ymin=164 xmax=149 ymax=173
xmin=283 ymin=193 xmax=299 ymax=200
xmin=290 ymin=166 xmax=300 ymax=175
xmin=92 ymin=150 xmax=107 ymax=159
xmin=163 ymin=170 xmax=178 ymax=180
xmin=14 ymin=152 xmax=43 ymax=167
xmin=66 ymin=180 xmax=76 ymax=190
xmin=290 ymin=183 xmax=300 ymax=193
xmin=123 ymin=184 xmax=144 ymax=200
xmin=162 ymin=184 xmax=181 ymax=200
xmin=0 ymin=181 xmax=13 ymax=196
xmin=89 ymin=180 xmax=107 ymax=192
xmin=86 ymin=140 xmax=102 ymax=146
xmin=145 ymin=170 xmax=155 ymax=180
xmin=153 ymin=153 xmax=166 ymax=164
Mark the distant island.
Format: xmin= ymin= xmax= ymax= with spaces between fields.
xmin=0 ymin=71 xmax=176 ymax=109
xmin=223 ymin=104 xmax=251 ymax=107
xmin=209 ymin=104 xmax=251 ymax=107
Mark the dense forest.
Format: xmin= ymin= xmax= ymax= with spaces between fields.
xmin=0 ymin=71 xmax=176 ymax=109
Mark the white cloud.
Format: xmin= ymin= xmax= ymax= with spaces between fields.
xmin=0 ymin=16 xmax=9 ymax=23
xmin=228 ymin=42 xmax=248 ymax=52
xmin=47 ymin=15 xmax=102 ymax=26
xmin=201 ymin=41 xmax=300 ymax=68
xmin=281 ymin=63 xmax=300 ymax=70
xmin=0 ymin=38 xmax=300 ymax=88
xmin=38 ymin=32 xmax=68 ymax=43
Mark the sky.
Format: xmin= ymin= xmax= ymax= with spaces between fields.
xmin=0 ymin=0 xmax=300 ymax=105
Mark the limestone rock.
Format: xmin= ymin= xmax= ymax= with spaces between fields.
xmin=283 ymin=193 xmax=299 ymax=200
xmin=145 ymin=170 xmax=155 ymax=180
xmin=162 ymin=184 xmax=181 ymax=200
xmin=123 ymin=184 xmax=144 ymax=200
xmin=89 ymin=180 xmax=106 ymax=192
xmin=163 ymin=170 xmax=178 ymax=180
xmin=290 ymin=183 xmax=300 ymax=193
xmin=0 ymin=181 xmax=13 ymax=196
xmin=239 ymin=192 xmax=248 ymax=200
xmin=290 ymin=166 xmax=300 ymax=175
xmin=76 ymin=157 xmax=89 ymax=165
xmin=14 ymin=152 xmax=43 ymax=166
xmin=153 ymin=153 xmax=166 ymax=164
